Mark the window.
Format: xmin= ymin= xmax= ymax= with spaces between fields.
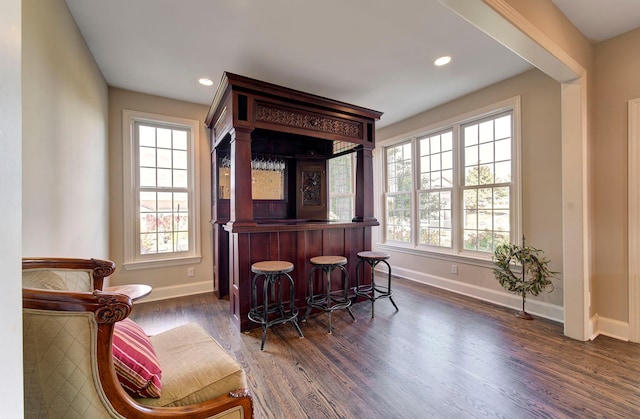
xmin=461 ymin=113 xmax=512 ymax=252
xmin=385 ymin=143 xmax=413 ymax=242
xmin=123 ymin=110 xmax=201 ymax=269
xmin=382 ymin=98 xmax=520 ymax=258
xmin=328 ymin=153 xmax=355 ymax=221
xmin=418 ymin=130 xmax=453 ymax=247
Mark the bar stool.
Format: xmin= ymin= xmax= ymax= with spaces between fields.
xmin=354 ymin=251 xmax=399 ymax=318
xmin=302 ymin=255 xmax=356 ymax=334
xmin=248 ymin=260 xmax=304 ymax=350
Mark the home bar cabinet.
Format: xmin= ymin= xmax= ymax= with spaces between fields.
xmin=205 ymin=72 xmax=383 ymax=331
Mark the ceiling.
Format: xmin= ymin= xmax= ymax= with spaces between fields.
xmin=64 ymin=0 xmax=640 ymax=128
xmin=551 ymin=0 xmax=640 ymax=42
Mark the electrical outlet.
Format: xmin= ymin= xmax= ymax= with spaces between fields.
xmin=187 ymin=267 xmax=195 ymax=277
xmin=451 ymin=264 xmax=458 ymax=275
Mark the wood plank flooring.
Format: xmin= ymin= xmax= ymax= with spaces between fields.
xmin=129 ymin=278 xmax=640 ymax=418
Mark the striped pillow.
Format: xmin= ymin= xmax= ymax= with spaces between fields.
xmin=112 ymin=318 xmax=162 ymax=398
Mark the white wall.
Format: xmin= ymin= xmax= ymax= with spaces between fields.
xmin=22 ymin=0 xmax=109 ymax=258
xmin=0 ymin=0 xmax=24 ymax=415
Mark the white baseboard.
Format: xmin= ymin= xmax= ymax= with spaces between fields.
xmin=383 ymin=265 xmax=564 ymax=323
xmin=589 ymin=313 xmax=629 ymax=341
xmin=138 ymin=280 xmax=214 ymax=303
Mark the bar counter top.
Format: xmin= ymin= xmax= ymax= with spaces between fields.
xmin=223 ymin=219 xmax=379 ymax=233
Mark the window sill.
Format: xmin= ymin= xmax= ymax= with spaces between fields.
xmin=123 ymin=255 xmax=202 ymax=271
xmin=377 ymin=243 xmax=496 ymax=270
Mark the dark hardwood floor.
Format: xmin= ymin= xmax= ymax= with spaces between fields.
xmin=130 ymin=278 xmax=640 ymax=418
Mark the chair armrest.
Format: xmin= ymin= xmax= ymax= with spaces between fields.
xmin=23 ymin=287 xmax=132 ymax=319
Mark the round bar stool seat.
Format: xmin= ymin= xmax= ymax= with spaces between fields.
xmin=248 ymin=260 xmax=304 ymax=350
xmin=303 ymin=255 xmax=356 ymax=334
xmin=310 ymin=255 xmax=347 ymax=266
xmin=354 ymin=251 xmax=399 ymax=318
xmin=253 ymin=261 xmax=293 ymax=274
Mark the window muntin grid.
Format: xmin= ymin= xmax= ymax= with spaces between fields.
xmin=135 ymin=122 xmax=192 ymax=255
xmin=461 ymin=113 xmax=512 ymax=252
xmin=385 ymin=142 xmax=412 ymax=243
xmin=418 ymin=131 xmax=453 ymax=248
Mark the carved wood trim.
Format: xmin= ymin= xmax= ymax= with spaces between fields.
xmin=94 ymin=292 xmax=132 ymax=323
xmin=255 ymin=101 xmax=363 ymax=139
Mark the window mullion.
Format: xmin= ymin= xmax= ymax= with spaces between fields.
xmin=452 ymin=123 xmax=461 ymax=255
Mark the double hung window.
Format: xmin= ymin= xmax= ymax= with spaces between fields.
xmin=418 ymin=130 xmax=454 ymax=247
xmin=123 ymin=110 xmax=201 ymax=269
xmin=461 ymin=113 xmax=513 ymax=252
xmin=385 ymin=143 xmax=413 ymax=242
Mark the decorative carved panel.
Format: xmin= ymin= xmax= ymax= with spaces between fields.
xmin=255 ymin=102 xmax=362 ymax=139
xmin=296 ymin=160 xmax=326 ymax=220
xmin=302 ymin=170 xmax=322 ymax=206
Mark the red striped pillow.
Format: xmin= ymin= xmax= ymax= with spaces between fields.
xmin=112 ymin=318 xmax=162 ymax=398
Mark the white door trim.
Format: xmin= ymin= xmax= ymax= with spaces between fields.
xmin=628 ymin=98 xmax=640 ymax=342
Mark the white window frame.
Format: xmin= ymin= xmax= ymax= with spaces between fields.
xmin=416 ymin=128 xmax=455 ymax=249
xmin=384 ymin=141 xmax=414 ymax=244
xmin=122 ymin=109 xmax=202 ymax=270
xmin=379 ymin=96 xmax=521 ymax=263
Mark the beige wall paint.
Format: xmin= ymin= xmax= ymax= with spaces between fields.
xmin=374 ymin=68 xmax=563 ymax=314
xmin=592 ymin=27 xmax=640 ymax=321
xmin=0 ymin=0 xmax=24 ymax=413
xmin=108 ymin=88 xmax=214 ymax=293
xmin=22 ymin=0 xmax=109 ymax=257
xmin=503 ymin=0 xmax=593 ymax=69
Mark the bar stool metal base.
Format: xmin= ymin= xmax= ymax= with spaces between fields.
xmin=248 ymin=261 xmax=304 ymax=350
xmin=354 ymin=251 xmax=399 ymax=318
xmin=303 ymin=256 xmax=356 ymax=334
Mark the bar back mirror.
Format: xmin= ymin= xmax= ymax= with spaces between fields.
xmin=218 ymin=155 xmax=285 ymax=200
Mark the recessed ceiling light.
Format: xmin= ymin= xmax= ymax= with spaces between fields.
xmin=434 ymin=56 xmax=451 ymax=66
xmin=199 ymin=78 xmax=214 ymax=86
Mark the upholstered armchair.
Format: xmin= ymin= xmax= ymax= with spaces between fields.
xmin=22 ymin=258 xmax=253 ymax=418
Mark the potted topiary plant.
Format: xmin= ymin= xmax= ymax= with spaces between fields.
xmin=493 ymin=237 xmax=558 ymax=320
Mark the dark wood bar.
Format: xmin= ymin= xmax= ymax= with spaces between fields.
xmin=205 ymin=72 xmax=382 ymax=331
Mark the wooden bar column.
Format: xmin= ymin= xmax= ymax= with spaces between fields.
xmin=228 ymin=127 xmax=256 ymax=228
xmin=226 ymin=126 xmax=256 ymax=328
xmin=353 ymin=145 xmax=377 ymax=222
xmin=211 ymin=146 xmax=226 ymax=298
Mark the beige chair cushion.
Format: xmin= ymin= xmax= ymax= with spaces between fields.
xmin=23 ymin=269 xmax=93 ymax=292
xmin=136 ymin=323 xmax=247 ymax=408
xmin=24 ymin=310 xmax=121 ymax=419
xmin=23 ymin=270 xmax=67 ymax=290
